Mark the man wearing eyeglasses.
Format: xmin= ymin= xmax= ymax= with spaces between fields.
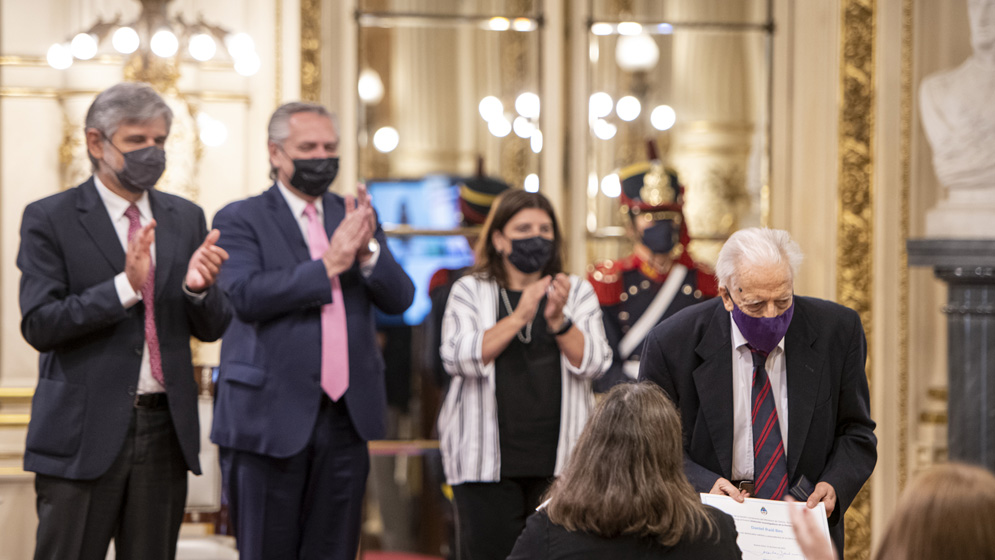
xmin=587 ymin=160 xmax=717 ymax=391
xmin=638 ymin=227 xmax=877 ymax=559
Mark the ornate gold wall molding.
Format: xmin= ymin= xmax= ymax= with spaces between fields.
xmin=301 ymin=0 xmax=322 ymax=102
xmin=898 ymin=0 xmax=913 ymax=491
xmin=838 ymin=0 xmax=875 ymax=558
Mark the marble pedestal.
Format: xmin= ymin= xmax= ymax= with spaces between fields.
xmin=908 ymin=239 xmax=995 ymax=472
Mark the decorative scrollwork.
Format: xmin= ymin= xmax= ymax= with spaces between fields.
xmin=838 ymin=1 xmax=876 ymax=558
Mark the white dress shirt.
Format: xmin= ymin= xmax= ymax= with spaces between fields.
xmin=275 ymin=181 xmax=379 ymax=276
xmin=730 ymin=316 xmax=789 ymax=481
xmin=93 ymin=175 xmax=164 ymax=395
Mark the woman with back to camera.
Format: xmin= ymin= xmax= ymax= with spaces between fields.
xmin=438 ymin=189 xmax=613 ymax=560
xmin=507 ymin=382 xmax=742 ymax=559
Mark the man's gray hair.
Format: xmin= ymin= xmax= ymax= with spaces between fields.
xmin=714 ymin=227 xmax=804 ymax=288
xmin=84 ymin=82 xmax=172 ymax=170
xmin=267 ymin=101 xmax=337 ymax=179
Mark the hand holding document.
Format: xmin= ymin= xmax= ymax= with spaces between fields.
xmin=701 ymin=494 xmax=833 ymax=559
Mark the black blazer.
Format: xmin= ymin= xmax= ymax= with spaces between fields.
xmin=638 ymin=296 xmax=876 ymax=553
xmin=210 ymin=185 xmax=414 ymax=457
xmin=507 ymin=508 xmax=742 ymax=560
xmin=18 ymin=178 xmax=232 ymax=479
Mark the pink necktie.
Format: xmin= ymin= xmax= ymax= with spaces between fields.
xmin=125 ymin=205 xmax=165 ymax=386
xmin=303 ymin=203 xmax=350 ymax=401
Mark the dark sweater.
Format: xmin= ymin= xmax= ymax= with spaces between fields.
xmin=506 ymin=506 xmax=742 ymax=560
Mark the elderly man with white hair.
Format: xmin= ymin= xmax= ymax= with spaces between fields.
xmin=638 ymin=227 xmax=876 ymax=558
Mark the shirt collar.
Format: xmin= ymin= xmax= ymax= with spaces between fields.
xmin=276 ymin=180 xmax=323 ymax=219
xmin=93 ymin=174 xmax=152 ymax=222
xmin=729 ymin=312 xmax=786 ymax=354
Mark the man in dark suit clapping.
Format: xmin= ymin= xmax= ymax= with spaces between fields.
xmin=639 ymin=227 xmax=876 ymax=558
xmin=18 ymin=82 xmax=232 ymax=560
xmin=210 ymin=102 xmax=414 ymax=560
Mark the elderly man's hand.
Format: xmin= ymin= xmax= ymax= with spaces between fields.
xmin=807 ymin=481 xmax=837 ymax=518
xmin=710 ymin=478 xmax=748 ymax=502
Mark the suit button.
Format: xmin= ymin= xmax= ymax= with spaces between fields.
xmin=134 ymin=347 xmax=143 ymax=356
xmin=127 ymin=386 xmax=137 ymax=397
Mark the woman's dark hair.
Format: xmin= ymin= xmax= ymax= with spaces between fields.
xmin=544 ymin=382 xmax=717 ymax=546
xmin=470 ymin=189 xmax=563 ymax=287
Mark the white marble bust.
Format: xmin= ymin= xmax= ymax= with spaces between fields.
xmin=919 ymin=0 xmax=995 ymax=236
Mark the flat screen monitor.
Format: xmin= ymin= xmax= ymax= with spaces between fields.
xmin=367 ymin=176 xmax=475 ymax=327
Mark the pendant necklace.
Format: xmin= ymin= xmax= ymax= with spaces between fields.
xmin=500 ymin=287 xmax=533 ymax=343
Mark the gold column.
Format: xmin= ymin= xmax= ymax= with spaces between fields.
xmin=301 ymin=0 xmax=321 ymax=102
xmin=837 ymin=0 xmax=875 ymax=558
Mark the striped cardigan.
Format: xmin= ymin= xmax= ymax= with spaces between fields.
xmin=437 ymin=273 xmax=612 ymax=485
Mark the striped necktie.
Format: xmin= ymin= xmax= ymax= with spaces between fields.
xmin=750 ymin=346 xmax=788 ymax=499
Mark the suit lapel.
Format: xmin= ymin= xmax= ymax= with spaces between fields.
xmin=322 ymin=192 xmax=345 ymax=238
xmin=265 ymin=185 xmax=311 ymax=263
xmin=785 ymin=299 xmax=821 ymax=477
xmin=693 ymin=302 xmax=736 ymax=478
xmin=76 ymin=179 xmax=126 ymax=272
xmin=149 ymin=190 xmax=177 ymax=298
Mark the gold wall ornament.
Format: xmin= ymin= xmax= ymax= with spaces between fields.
xmin=898 ymin=0 xmax=913 ymax=490
xmin=123 ymin=52 xmax=180 ymax=93
xmin=837 ymin=0 xmax=876 ymax=558
xmin=301 ymin=0 xmax=322 ymax=102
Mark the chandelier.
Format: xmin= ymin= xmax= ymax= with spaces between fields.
xmin=46 ymin=0 xmax=260 ymax=87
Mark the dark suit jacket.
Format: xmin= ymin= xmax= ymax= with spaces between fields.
xmin=638 ymin=296 xmax=876 ymax=553
xmin=18 ymin=178 xmax=232 ymax=480
xmin=507 ymin=508 xmax=742 ymax=560
xmin=210 ymin=185 xmax=414 ymax=457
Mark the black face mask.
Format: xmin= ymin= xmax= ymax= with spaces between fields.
xmin=289 ymin=157 xmax=339 ymax=197
xmin=507 ymin=236 xmax=554 ymax=274
xmin=641 ymin=220 xmax=678 ymax=254
xmin=105 ymin=142 xmax=166 ymax=194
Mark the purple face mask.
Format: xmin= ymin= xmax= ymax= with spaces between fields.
xmin=731 ymin=299 xmax=794 ymax=354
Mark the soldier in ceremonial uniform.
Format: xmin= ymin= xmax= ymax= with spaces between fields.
xmin=588 ymin=161 xmax=718 ymax=392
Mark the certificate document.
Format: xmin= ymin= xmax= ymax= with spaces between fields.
xmin=700 ymin=494 xmax=831 ymax=559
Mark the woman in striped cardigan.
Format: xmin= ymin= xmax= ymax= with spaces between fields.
xmin=437 ymin=190 xmax=612 ymax=560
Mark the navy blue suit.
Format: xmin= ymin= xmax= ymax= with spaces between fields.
xmin=638 ymin=297 xmax=876 ymax=556
xmin=211 ymin=184 xmax=414 ymax=559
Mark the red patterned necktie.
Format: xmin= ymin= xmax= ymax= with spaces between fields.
xmin=303 ymin=203 xmax=350 ymax=401
xmin=750 ymin=346 xmax=788 ymax=499
xmin=125 ymin=205 xmax=164 ymax=386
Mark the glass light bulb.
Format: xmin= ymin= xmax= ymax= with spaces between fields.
xmin=373 ymin=127 xmax=400 ymax=153
xmin=488 ymin=117 xmax=512 ymax=138
xmin=357 ymin=69 xmax=385 ymax=104
xmin=150 ymin=29 xmax=178 ymax=57
xmin=70 ymin=33 xmax=98 ymax=60
xmin=616 ymin=96 xmax=641 ymax=121
xmin=651 ymin=105 xmax=677 ymax=131
xmin=513 ymin=116 xmax=535 ymax=139
xmin=601 ymin=174 xmax=621 ymax=198
xmin=512 ymin=18 xmax=535 ymax=32
xmin=478 ymin=96 xmax=504 ymax=123
xmin=197 ymin=114 xmax=228 ymax=147
xmin=515 ymin=92 xmax=540 ymax=119
xmin=592 ymin=119 xmax=617 ymax=140
xmin=189 ymin=33 xmax=217 ymax=61
xmin=616 ymin=33 xmax=660 ymax=71
xmin=524 ymin=173 xmax=539 ymax=193
xmin=488 ymin=17 xmax=510 ymax=31
xmin=225 ymin=32 xmax=255 ymax=59
xmin=234 ymin=51 xmax=261 ymax=76
xmin=46 ymin=43 xmax=73 ymax=69
xmin=591 ymin=23 xmax=614 ymax=36
xmin=589 ymin=92 xmax=613 ymax=119
xmin=112 ymin=27 xmax=140 ymax=54
xmin=617 ymin=22 xmax=642 ymax=36
xmin=530 ymin=130 xmax=543 ymax=154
